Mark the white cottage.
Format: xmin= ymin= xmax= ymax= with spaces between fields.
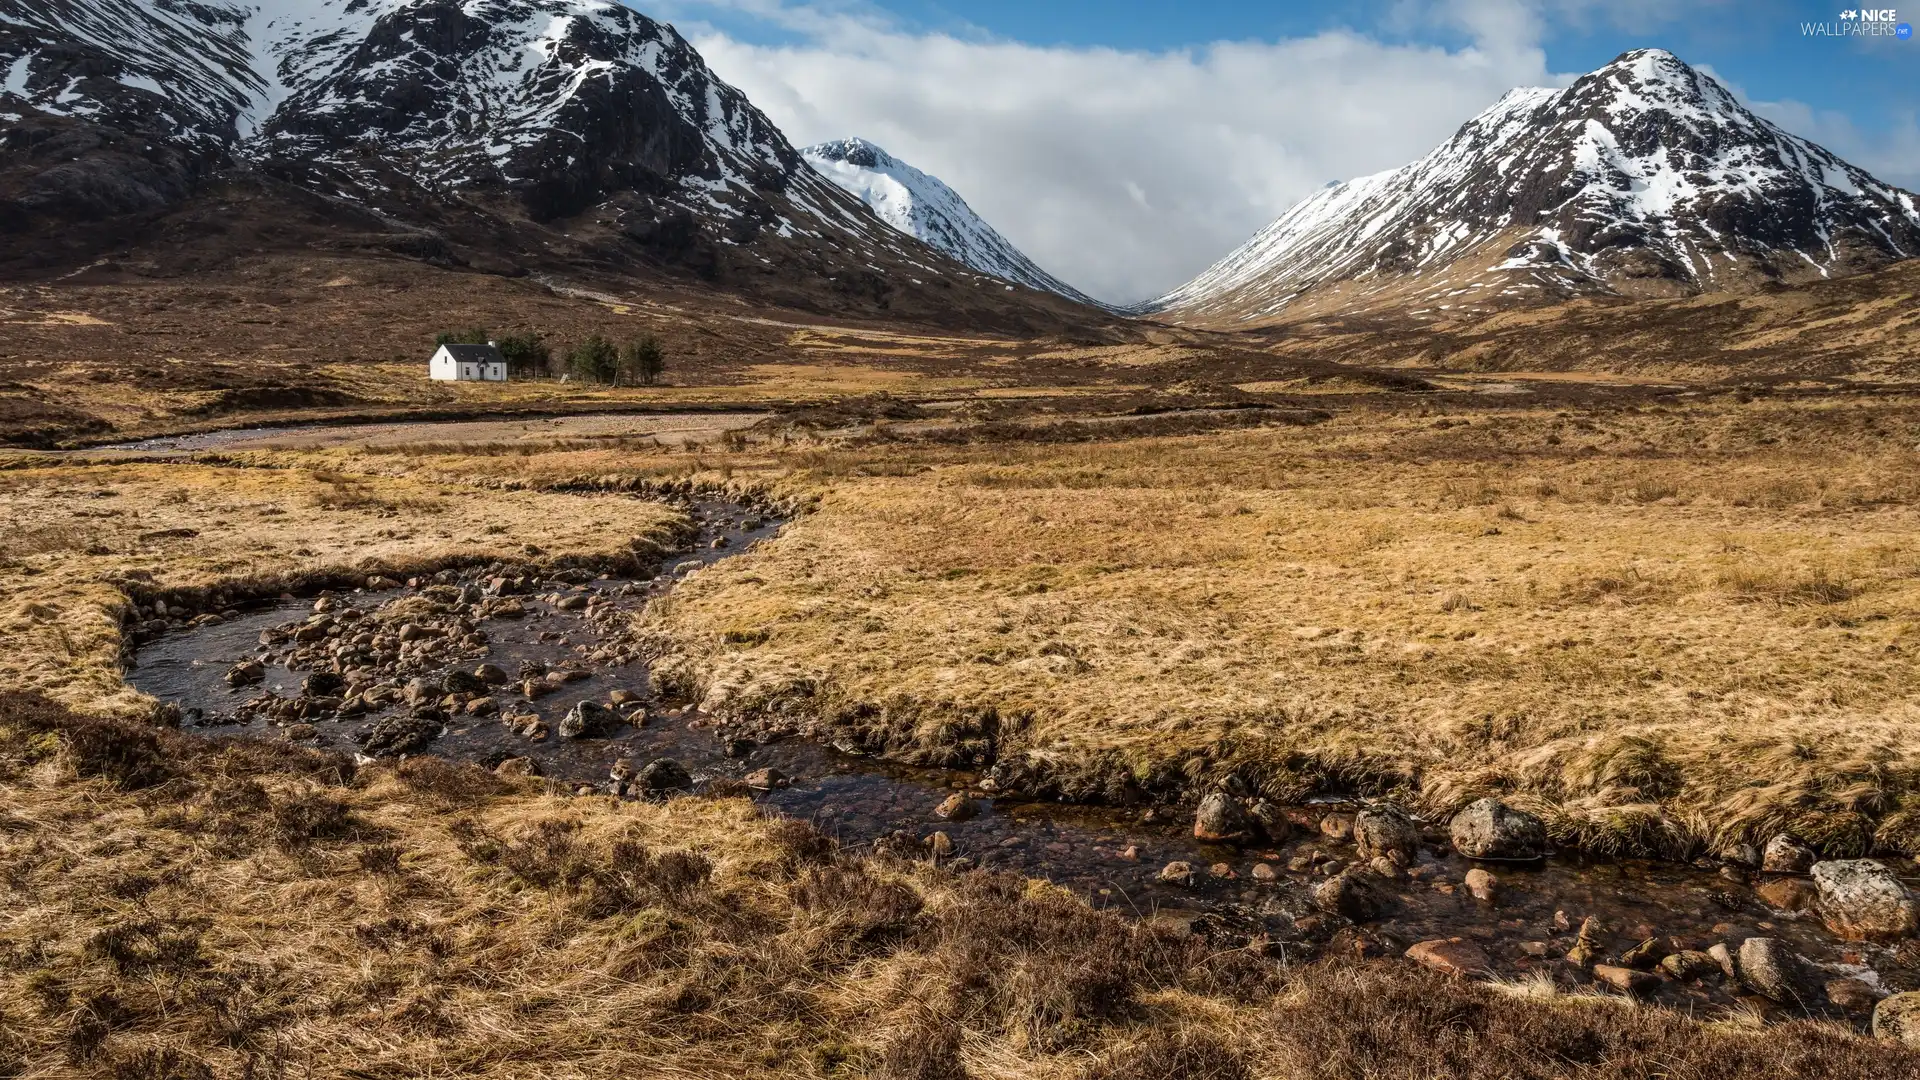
xmin=428 ymin=342 xmax=508 ymax=381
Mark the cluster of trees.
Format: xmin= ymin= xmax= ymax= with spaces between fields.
xmin=433 ymin=328 xmax=666 ymax=385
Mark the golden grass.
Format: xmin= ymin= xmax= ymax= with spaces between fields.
xmin=3 ymin=695 xmax=1914 ymax=1079
xmin=0 ymin=459 xmax=680 ymax=717
xmin=634 ymin=397 xmax=1920 ymax=856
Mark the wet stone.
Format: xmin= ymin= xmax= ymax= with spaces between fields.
xmin=1736 ymin=937 xmax=1824 ymax=1007
xmin=935 ymin=793 xmax=978 ymax=822
xmin=1464 ymin=867 xmax=1499 ymax=903
xmin=635 ymin=759 xmax=692 ymax=794
xmin=1592 ymin=964 xmax=1658 ymax=996
xmin=1762 ymin=835 xmax=1817 ymax=875
xmin=1449 ymin=798 xmax=1548 ymax=861
xmin=1353 ymin=804 xmax=1419 ymax=865
xmin=1158 ymin=861 xmax=1196 ymax=886
xmin=1872 ymin=991 xmax=1920 ymax=1045
xmin=1811 ymin=860 xmax=1920 ymax=941
xmin=1406 ymin=938 xmax=1488 ymax=977
xmin=1319 ymin=812 xmax=1354 ymax=842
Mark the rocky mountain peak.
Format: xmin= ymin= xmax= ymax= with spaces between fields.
xmin=1146 ymin=48 xmax=1920 ymax=326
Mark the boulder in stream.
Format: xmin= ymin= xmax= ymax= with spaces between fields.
xmin=360 ymin=715 xmax=442 ymax=757
xmin=1449 ymin=798 xmax=1549 ymax=861
xmin=225 ymin=660 xmax=265 ymax=687
xmin=935 ymin=793 xmax=978 ymax=822
xmin=559 ymin=700 xmax=617 ymax=739
xmin=1353 ymin=804 xmax=1420 ymax=865
xmin=1811 ymin=859 xmax=1920 ymax=941
xmin=1312 ymin=867 xmax=1392 ymax=922
xmin=1872 ymin=992 xmax=1920 ymax=1046
xmin=1736 ymin=938 xmax=1824 ymax=1008
xmin=1762 ymin=834 xmax=1817 ymax=874
xmin=636 ymin=758 xmax=692 ymax=794
xmin=1193 ymin=791 xmax=1252 ymax=844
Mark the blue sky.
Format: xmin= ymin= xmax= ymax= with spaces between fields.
xmin=658 ymin=0 xmax=1918 ymax=301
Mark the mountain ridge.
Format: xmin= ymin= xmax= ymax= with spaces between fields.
xmin=0 ymin=0 xmax=1110 ymax=332
xmin=801 ymin=136 xmax=1104 ymax=307
xmin=1145 ymin=49 xmax=1920 ymax=327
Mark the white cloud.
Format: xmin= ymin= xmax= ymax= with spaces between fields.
xmin=677 ymin=5 xmax=1562 ymax=303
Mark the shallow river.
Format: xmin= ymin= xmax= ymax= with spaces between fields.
xmin=124 ymin=492 xmax=1918 ymax=1021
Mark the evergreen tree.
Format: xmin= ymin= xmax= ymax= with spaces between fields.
xmin=567 ymin=335 xmax=619 ymax=384
xmin=620 ymin=335 xmax=666 ymax=386
xmin=494 ymin=332 xmax=550 ymax=380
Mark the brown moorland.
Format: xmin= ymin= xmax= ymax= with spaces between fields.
xmin=2 ymin=692 xmax=1918 ymax=1079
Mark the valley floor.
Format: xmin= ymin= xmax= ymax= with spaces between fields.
xmin=3 ymin=379 xmax=1920 ymax=1075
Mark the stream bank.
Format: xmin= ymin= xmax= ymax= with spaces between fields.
xmin=122 ymin=491 xmax=1920 ymax=1034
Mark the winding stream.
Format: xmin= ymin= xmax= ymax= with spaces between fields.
xmin=122 ymin=476 xmax=1920 ymax=1025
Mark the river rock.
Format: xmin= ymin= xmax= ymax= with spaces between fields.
xmin=1449 ymin=798 xmax=1549 ymax=861
xmin=1619 ymin=937 xmax=1665 ymax=969
xmin=300 ymin=671 xmax=343 ymax=697
xmin=935 ymin=793 xmax=978 ymax=822
xmin=1251 ymin=862 xmax=1277 ymax=882
xmin=556 ymin=594 xmax=590 ymax=611
xmin=1736 ymin=938 xmax=1823 ymax=1007
xmin=1158 ymin=861 xmax=1196 ymax=886
xmin=559 ymin=701 xmax=616 ymax=739
xmin=404 ymin=677 xmax=441 ymax=705
xmin=1756 ymin=877 xmax=1819 ymax=912
xmin=1565 ymin=916 xmax=1604 ymax=967
xmin=491 ymin=599 xmax=526 ymax=619
xmin=1247 ymin=800 xmax=1291 ymax=842
xmin=1872 ymin=992 xmax=1920 ymax=1045
xmin=474 ymin=663 xmax=509 ymax=685
xmin=1193 ymin=791 xmax=1253 ymax=844
xmin=1406 ymin=938 xmax=1488 ymax=977
xmin=442 ymin=669 xmax=484 ymax=694
xmin=494 ymin=756 xmax=538 ymax=778
xmin=635 ymin=758 xmax=691 ymax=793
xmin=1762 ymin=835 xmax=1817 ymax=874
xmin=744 ymin=767 xmax=788 ymax=790
xmin=360 ymin=715 xmax=441 ymax=757
xmin=1354 ymin=804 xmax=1420 ymax=865
xmin=1827 ymin=978 xmax=1882 ymax=1013
xmin=1659 ymin=950 xmax=1719 ymax=980
xmin=225 ymin=660 xmax=265 ymax=687
xmin=1707 ymin=942 xmax=1740 ymax=983
xmin=1811 ymin=859 xmax=1920 ymax=941
xmin=926 ymin=831 xmax=954 ymax=858
xmin=1592 ymin=964 xmax=1658 ymax=995
xmin=1319 ymin=812 xmax=1354 ymax=842
xmin=1464 ymin=867 xmax=1499 ymax=903
xmin=1313 ymin=868 xmax=1392 ymax=922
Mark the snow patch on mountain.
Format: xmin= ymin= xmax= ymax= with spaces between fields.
xmin=803 ymin=137 xmax=1101 ymax=305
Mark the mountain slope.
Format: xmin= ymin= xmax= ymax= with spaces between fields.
xmin=802 ymin=137 xmax=1101 ymax=306
xmin=0 ymin=1 xmax=1105 ymax=330
xmin=1147 ymin=49 xmax=1920 ymax=327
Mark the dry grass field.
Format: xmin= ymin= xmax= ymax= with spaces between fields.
xmin=2 ymin=694 xmax=1916 ymax=1079
xmin=5 ymin=391 xmax=1920 ymax=1074
xmin=629 ymin=396 xmax=1920 ymax=859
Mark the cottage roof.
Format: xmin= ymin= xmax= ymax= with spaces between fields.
xmin=438 ymin=343 xmax=505 ymax=363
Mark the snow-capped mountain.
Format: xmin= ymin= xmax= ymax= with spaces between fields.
xmin=0 ymin=0 xmax=1095 ymax=326
xmin=803 ymin=137 xmax=1099 ymax=305
xmin=1146 ymin=49 xmax=1920 ymax=325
